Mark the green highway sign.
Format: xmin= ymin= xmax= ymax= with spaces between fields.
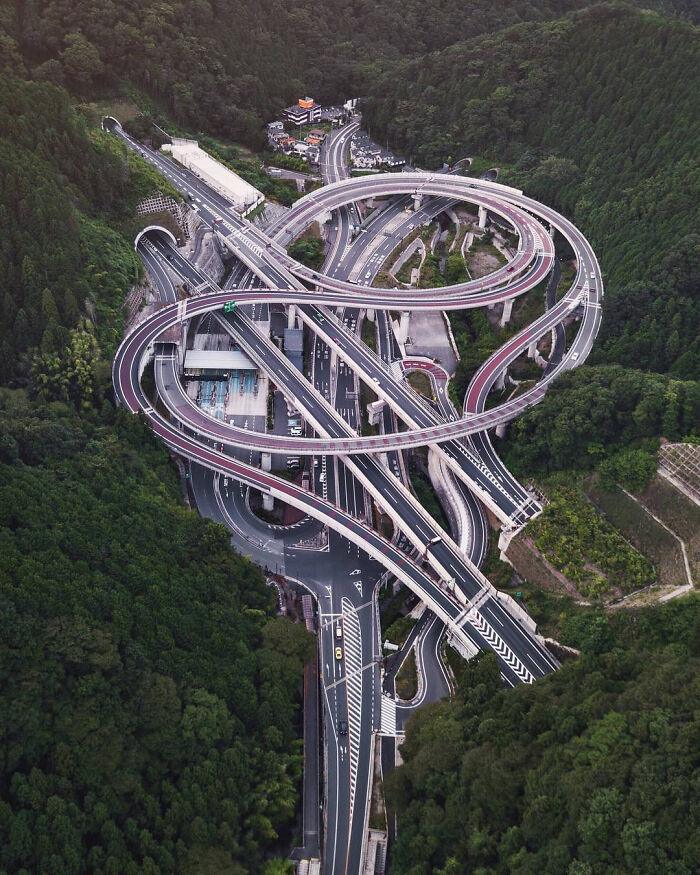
xmin=223 ymin=301 xmax=236 ymax=313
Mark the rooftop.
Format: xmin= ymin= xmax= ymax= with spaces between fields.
xmin=163 ymin=138 xmax=264 ymax=215
xmin=184 ymin=349 xmax=257 ymax=371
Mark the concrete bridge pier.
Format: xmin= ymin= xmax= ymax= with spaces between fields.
xmin=287 ymin=305 xmax=297 ymax=329
xmin=495 ymin=368 xmax=507 ymax=391
xmin=499 ymin=298 xmax=514 ymax=327
xmin=412 ymin=193 xmax=423 ymax=211
xmin=368 ymin=399 xmax=385 ymax=427
xmin=261 ymin=453 xmax=272 ymax=472
xmin=495 ymin=423 xmax=507 ymax=439
xmin=478 ymin=205 xmax=488 ymax=229
xmin=527 ymin=340 xmax=537 ymax=359
xmin=397 ymin=311 xmax=411 ymax=344
xmin=263 ymin=494 xmax=274 ymax=511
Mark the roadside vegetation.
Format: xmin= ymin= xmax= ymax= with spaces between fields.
xmin=395 ymin=649 xmax=418 ymax=701
xmin=385 ymin=616 xmax=418 ymax=648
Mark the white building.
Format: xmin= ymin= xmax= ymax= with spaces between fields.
xmin=162 ymin=138 xmax=264 ymax=217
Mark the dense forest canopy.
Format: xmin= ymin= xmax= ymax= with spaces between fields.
xmin=0 ymin=0 xmax=695 ymax=144
xmin=0 ymin=71 xmax=183 ymax=389
xmin=0 ymin=393 xmax=314 ymax=871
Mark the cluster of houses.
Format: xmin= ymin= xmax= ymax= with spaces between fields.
xmin=266 ymin=120 xmax=325 ymax=165
xmin=266 ymin=96 xmax=404 ymax=172
xmin=349 ymin=131 xmax=405 ymax=171
xmin=266 ymin=96 xmax=353 ymax=165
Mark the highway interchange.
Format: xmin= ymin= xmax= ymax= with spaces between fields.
xmin=105 ymin=116 xmax=602 ymax=873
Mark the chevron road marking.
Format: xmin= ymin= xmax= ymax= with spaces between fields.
xmin=464 ymin=608 xmax=534 ymax=684
xmin=340 ymin=597 xmax=363 ymax=820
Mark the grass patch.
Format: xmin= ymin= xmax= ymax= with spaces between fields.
xmin=465 ymin=238 xmax=507 ymax=279
xmin=245 ymin=201 xmax=266 ymax=221
xmin=406 ymin=370 xmax=432 ymax=398
xmin=361 ymin=317 xmax=377 ymax=353
xmin=385 ymin=616 xmax=417 ymax=648
xmin=396 ymin=649 xmax=418 ymax=700
xmin=527 ymin=484 xmax=656 ymax=600
xmin=642 ymin=476 xmax=700 ymax=552
xmin=372 ymin=269 xmax=400 ymax=289
xmin=409 ymin=468 xmax=448 ymax=531
xmin=395 ymin=251 xmax=422 ymax=284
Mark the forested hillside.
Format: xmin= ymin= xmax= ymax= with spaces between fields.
xmin=0 ymin=395 xmax=314 ymax=872
xmin=0 ymin=0 xmax=694 ymax=145
xmin=0 ymin=71 xmax=180 ymax=389
xmin=504 ymin=365 xmax=700 ymax=481
xmin=386 ymin=599 xmax=700 ymax=874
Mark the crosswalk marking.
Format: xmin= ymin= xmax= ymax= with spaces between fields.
xmin=379 ymin=694 xmax=397 ymax=736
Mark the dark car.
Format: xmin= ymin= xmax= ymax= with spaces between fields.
xmin=337 ymin=720 xmax=348 ymax=736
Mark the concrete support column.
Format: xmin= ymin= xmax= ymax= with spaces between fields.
xmin=368 ymin=400 xmax=385 ymax=427
xmin=478 ymin=205 xmax=488 ymax=229
xmin=261 ymin=453 xmax=272 ymax=472
xmin=287 ymin=305 xmax=297 ymax=329
xmin=412 ymin=193 xmax=423 ymax=211
xmin=365 ymin=308 xmax=375 ymax=322
xmin=527 ymin=340 xmax=537 ymax=359
xmin=495 ymin=423 xmax=507 ymax=439
xmin=263 ymin=493 xmax=274 ymax=511
xmin=499 ymin=297 xmax=514 ymax=327
xmin=397 ymin=311 xmax=410 ymax=345
xmin=495 ymin=368 xmax=506 ymax=391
